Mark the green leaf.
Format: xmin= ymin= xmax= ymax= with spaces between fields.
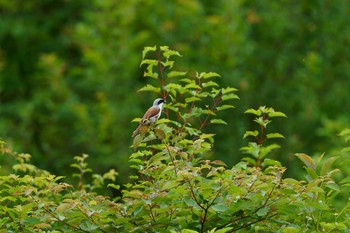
xmin=167 ymin=71 xmax=187 ymax=78
xmin=262 ymin=158 xmax=281 ymax=167
xmin=295 ymin=153 xmax=316 ymax=170
xmin=144 ymin=71 xmax=159 ymax=79
xmin=326 ymin=183 xmax=341 ymax=192
xmin=222 ymin=87 xmax=238 ymax=94
xmin=164 ymin=50 xmax=182 ymax=58
xmin=133 ymin=205 xmax=144 ymax=216
xmin=140 ymin=59 xmax=158 ymax=67
xmin=181 ymin=230 xmax=198 ymax=233
xmin=184 ymin=197 xmax=197 ymax=207
xmin=320 ymin=156 xmax=339 ymax=176
xmin=210 ymin=160 xmax=227 ymax=166
xmin=185 ymin=96 xmax=201 ymax=103
xmin=180 ymin=78 xmax=194 ymax=84
xmin=245 ymin=108 xmax=261 ymax=116
xmin=216 ymin=105 xmax=235 ymax=111
xmin=155 ymin=128 xmax=166 ymax=140
xmin=142 ymin=46 xmax=157 ymax=59
xmin=202 ymin=81 xmax=219 ymax=88
xmin=260 ymin=144 xmax=280 ymax=159
xmin=221 ymin=93 xmax=239 ymax=101
xmin=339 ymin=128 xmax=350 ymax=142
xmin=137 ymin=84 xmax=161 ymax=93
xmin=212 ymin=204 xmax=229 ymax=212
xmin=256 ymin=206 xmax=269 ymax=216
xmin=254 ymin=117 xmax=271 ymax=127
xmin=107 ymin=184 xmax=120 ymax=190
xmin=210 ymin=119 xmax=227 ymax=125
xmin=133 ymin=134 xmax=143 ymax=150
xmin=185 ymin=82 xmax=201 ymax=89
xmin=268 ymin=111 xmax=287 ymax=118
xmin=266 ymin=133 xmax=285 ymax=139
xmin=240 ymin=142 xmax=260 ymax=158
xmin=243 ymin=130 xmax=259 ymax=139
xmin=305 ymin=167 xmax=318 ymax=180
xmin=201 ymin=72 xmax=221 ymax=79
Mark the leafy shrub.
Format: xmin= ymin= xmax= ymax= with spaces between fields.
xmin=0 ymin=47 xmax=349 ymax=232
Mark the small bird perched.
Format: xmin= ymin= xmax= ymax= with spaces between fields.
xmin=132 ymin=98 xmax=166 ymax=137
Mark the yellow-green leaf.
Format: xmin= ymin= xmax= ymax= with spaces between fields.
xmin=295 ymin=153 xmax=316 ymax=170
xmin=210 ymin=119 xmax=227 ymax=124
xmin=266 ymin=133 xmax=285 ymax=139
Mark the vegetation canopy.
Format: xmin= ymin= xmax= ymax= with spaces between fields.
xmin=0 ymin=47 xmax=349 ymax=232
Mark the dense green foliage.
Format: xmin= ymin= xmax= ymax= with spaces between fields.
xmin=0 ymin=1 xmax=350 ymax=183
xmin=0 ymin=47 xmax=349 ymax=232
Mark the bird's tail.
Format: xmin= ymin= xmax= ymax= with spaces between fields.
xmin=132 ymin=125 xmax=141 ymax=137
xmin=132 ymin=124 xmax=150 ymax=137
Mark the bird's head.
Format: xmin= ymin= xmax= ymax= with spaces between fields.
xmin=153 ymin=98 xmax=166 ymax=108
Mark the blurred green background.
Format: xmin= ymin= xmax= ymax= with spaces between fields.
xmin=0 ymin=0 xmax=349 ymax=183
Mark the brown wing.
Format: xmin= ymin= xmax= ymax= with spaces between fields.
xmin=141 ymin=106 xmax=160 ymax=121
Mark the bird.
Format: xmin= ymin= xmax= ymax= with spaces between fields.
xmin=132 ymin=98 xmax=166 ymax=137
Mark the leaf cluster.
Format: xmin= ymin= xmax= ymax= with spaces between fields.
xmin=0 ymin=47 xmax=349 ymax=232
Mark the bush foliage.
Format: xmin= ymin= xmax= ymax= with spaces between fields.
xmin=1 ymin=1 xmax=350 ymax=183
xmin=0 ymin=47 xmax=349 ymax=232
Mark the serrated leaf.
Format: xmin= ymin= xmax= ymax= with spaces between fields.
xmin=201 ymin=72 xmax=221 ymax=79
xmin=140 ymin=59 xmax=158 ymax=67
xmin=202 ymin=81 xmax=219 ymax=88
xmin=137 ymin=84 xmax=161 ymax=93
xmin=222 ymin=87 xmax=238 ymax=94
xmin=142 ymin=46 xmax=157 ymax=60
xmin=163 ymin=50 xmax=182 ymax=58
xmin=221 ymin=93 xmax=239 ymax=101
xmin=243 ymin=130 xmax=259 ymax=139
xmin=210 ymin=119 xmax=227 ymax=125
xmin=295 ymin=153 xmax=316 ymax=170
xmin=245 ymin=108 xmax=261 ymax=116
xmin=266 ymin=133 xmax=285 ymax=139
xmin=144 ymin=71 xmax=159 ymax=79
